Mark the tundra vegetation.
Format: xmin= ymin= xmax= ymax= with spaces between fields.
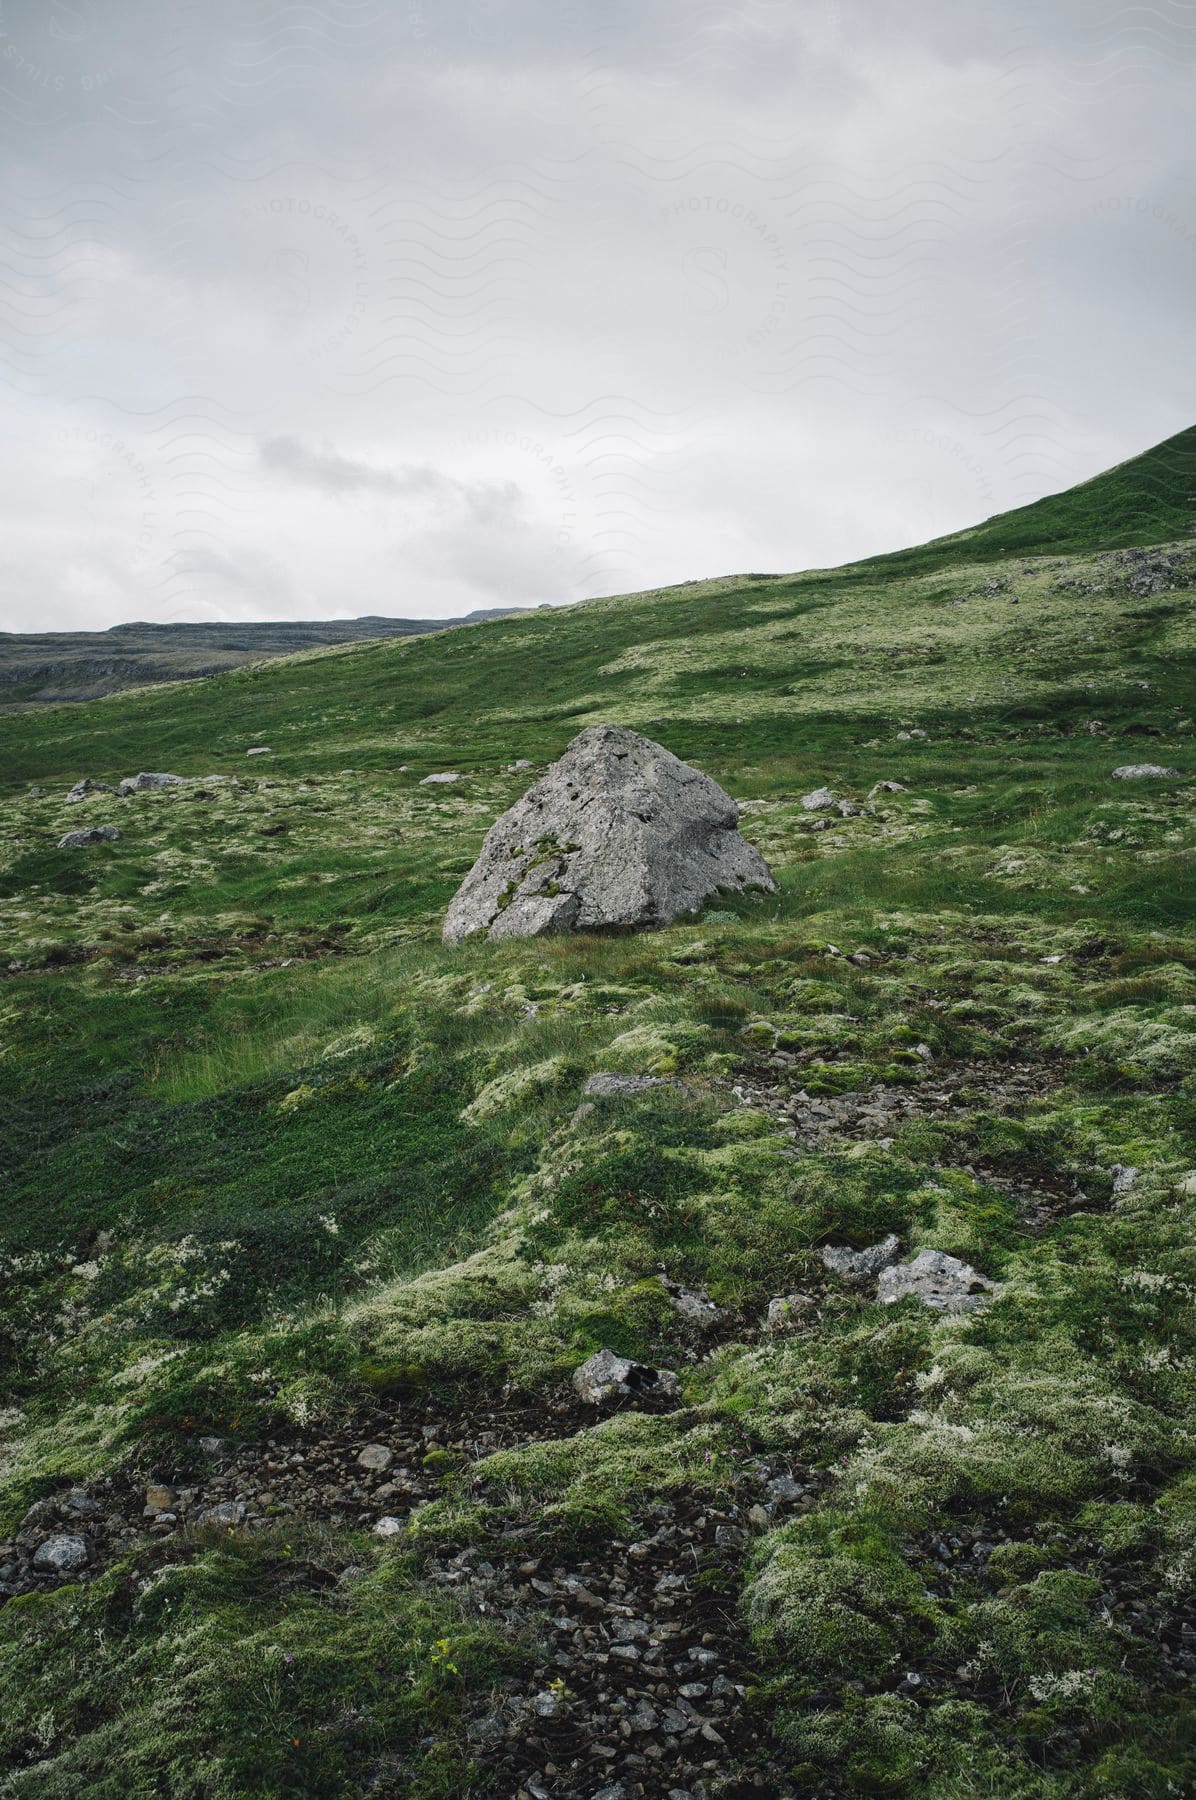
xmin=0 ymin=427 xmax=1193 ymax=1795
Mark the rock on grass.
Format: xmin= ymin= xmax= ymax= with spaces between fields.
xmin=443 ymin=723 xmax=775 ymax=944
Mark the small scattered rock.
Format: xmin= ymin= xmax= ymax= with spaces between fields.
xmin=421 ymin=771 xmax=463 ymax=785
xmin=58 ymin=826 xmax=120 ymax=848
xmin=1111 ymin=1164 xmax=1139 ymax=1196
xmin=194 ymin=1500 xmax=246 ymax=1527
xmin=373 ymin=1516 xmax=404 ymax=1538
xmin=507 ymin=759 xmax=533 ymax=771
xmin=118 ymin=772 xmax=187 ymax=794
xmin=1111 ymin=764 xmax=1180 ymax=780
xmin=583 ymin=1072 xmax=672 ymax=1099
xmin=867 ymin=780 xmax=907 ymax=800
xmin=144 ymin=1484 xmax=178 ymax=1514
xmin=66 ymin=778 xmax=115 ymax=803
xmin=800 ymin=786 xmax=835 ymax=811
xmin=60 ymin=1491 xmax=99 ymax=1517
xmin=357 ymin=1444 xmax=394 ymax=1472
xmin=572 ymin=1348 xmax=680 ymax=1407
xmin=667 ymin=1284 xmax=722 ymax=1330
xmin=246 ymin=747 xmax=272 ymax=756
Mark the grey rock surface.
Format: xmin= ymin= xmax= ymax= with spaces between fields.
xmin=66 ymin=778 xmax=114 ymax=803
xmin=821 ymin=1234 xmax=901 ymax=1284
xmin=1111 ymin=763 xmax=1180 ymax=779
xmin=194 ymin=1499 xmax=246 ymax=1526
xmin=118 ymin=772 xmax=187 ymax=794
xmin=877 ymin=1249 xmax=995 ymax=1312
xmin=582 ymin=1072 xmax=672 ymax=1098
xmin=356 ymin=1444 xmax=394 ymax=1471
xmin=800 ymin=786 xmax=835 ymax=810
xmin=58 ymin=825 xmax=120 ymax=848
xmin=572 ymin=1347 xmax=680 ymax=1406
xmin=246 ymin=747 xmax=272 ymax=756
xmin=443 ymin=724 xmax=775 ymax=944
xmin=32 ymin=1533 xmax=90 ymax=1572
xmin=660 ymin=1278 xmax=722 ymax=1330
xmin=421 ymin=771 xmax=463 ymax=785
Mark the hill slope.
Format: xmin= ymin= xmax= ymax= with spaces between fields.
xmin=0 ymin=608 xmax=527 ymax=709
xmin=862 ymin=419 xmax=1196 ymax=573
xmin=0 ymin=431 xmax=1193 ymax=1798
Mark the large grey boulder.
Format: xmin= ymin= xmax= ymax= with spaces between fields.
xmin=443 ymin=724 xmax=775 ymax=944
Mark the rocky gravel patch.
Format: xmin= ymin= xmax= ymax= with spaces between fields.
xmin=727 ymin=1055 xmax=1065 ymax=1150
xmin=0 ymin=1395 xmax=579 ymax=1604
xmin=1 ymin=1389 xmax=820 ymax=1796
xmin=452 ymin=1480 xmax=810 ymax=1797
xmin=971 ymin=1160 xmax=1095 ymax=1231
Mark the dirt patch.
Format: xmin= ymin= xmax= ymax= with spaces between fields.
xmin=453 ymin=1484 xmax=806 ymax=1798
xmin=728 ymin=1056 xmax=1066 ymax=1151
xmin=2 ymin=1391 xmax=817 ymax=1796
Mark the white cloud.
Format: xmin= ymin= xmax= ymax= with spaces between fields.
xmin=0 ymin=0 xmax=1191 ymax=629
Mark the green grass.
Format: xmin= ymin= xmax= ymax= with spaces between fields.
xmin=0 ymin=427 xmax=1194 ymax=1793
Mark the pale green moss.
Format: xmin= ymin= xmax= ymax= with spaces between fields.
xmin=460 ymin=1055 xmax=568 ymax=1123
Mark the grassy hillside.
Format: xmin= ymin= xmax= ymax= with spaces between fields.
xmin=864 ymin=420 xmax=1196 ymax=572
xmin=0 ymin=609 xmax=525 ymax=709
xmin=0 ymin=430 xmax=1194 ymax=1797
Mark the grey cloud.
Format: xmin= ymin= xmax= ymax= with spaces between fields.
xmin=260 ymin=437 xmax=410 ymax=495
xmin=0 ymin=0 xmax=1191 ymax=628
xmin=259 ymin=437 xmax=524 ymax=520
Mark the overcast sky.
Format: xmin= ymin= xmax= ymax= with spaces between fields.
xmin=1 ymin=0 xmax=1193 ymax=631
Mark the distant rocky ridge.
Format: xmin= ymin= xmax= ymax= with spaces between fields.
xmin=0 ymin=609 xmax=529 ymax=708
